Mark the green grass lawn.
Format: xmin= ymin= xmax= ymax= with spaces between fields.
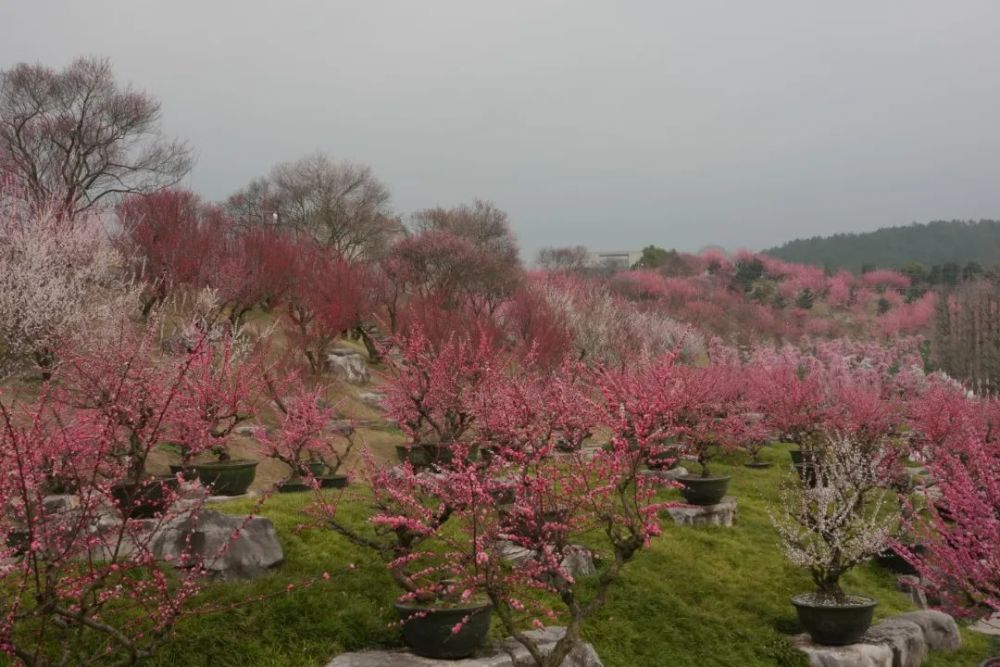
xmin=143 ymin=444 xmax=990 ymax=667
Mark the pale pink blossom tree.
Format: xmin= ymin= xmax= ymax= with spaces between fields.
xmin=0 ymin=186 xmax=137 ymax=375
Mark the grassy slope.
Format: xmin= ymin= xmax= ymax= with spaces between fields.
xmin=144 ymin=444 xmax=989 ymax=667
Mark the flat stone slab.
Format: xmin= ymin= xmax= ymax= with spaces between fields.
xmin=896 ymin=576 xmax=928 ymax=610
xmin=793 ymin=635 xmax=893 ymax=667
xmin=326 ymin=627 xmax=602 ymax=667
xmin=664 ymin=496 xmax=737 ymax=527
xmin=971 ymin=613 xmax=1000 ymax=636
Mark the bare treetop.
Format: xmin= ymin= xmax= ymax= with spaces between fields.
xmin=412 ymin=199 xmax=519 ymax=263
xmin=0 ymin=56 xmax=193 ymax=216
xmin=226 ymin=153 xmax=400 ymax=260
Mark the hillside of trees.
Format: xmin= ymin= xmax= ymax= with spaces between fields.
xmin=765 ymin=219 xmax=1000 ymax=273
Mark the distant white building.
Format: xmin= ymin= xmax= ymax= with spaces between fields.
xmin=589 ymin=250 xmax=642 ymax=270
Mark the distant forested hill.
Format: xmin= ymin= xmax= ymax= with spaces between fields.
xmin=764 ymin=220 xmax=1000 ymax=272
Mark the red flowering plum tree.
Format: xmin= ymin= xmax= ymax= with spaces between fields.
xmin=285 ymin=246 xmax=372 ymax=373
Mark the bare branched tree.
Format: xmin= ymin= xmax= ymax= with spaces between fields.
xmin=226 ymin=153 xmax=401 ymax=259
xmin=412 ymin=198 xmax=519 ymax=263
xmin=932 ymin=279 xmax=1000 ymax=394
xmin=0 ymin=56 xmax=193 ymax=216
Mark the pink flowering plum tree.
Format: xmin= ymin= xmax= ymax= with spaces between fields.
xmin=382 ymin=327 xmax=503 ymax=467
xmin=0 ymin=326 xmax=274 ymax=664
xmin=902 ymin=387 xmax=1000 ymax=617
xmin=255 ymin=375 xmax=355 ymax=488
xmin=315 ymin=345 xmax=673 ymax=663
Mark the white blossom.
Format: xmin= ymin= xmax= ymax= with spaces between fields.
xmin=771 ymin=432 xmax=896 ymax=598
xmin=0 ymin=198 xmax=138 ymax=374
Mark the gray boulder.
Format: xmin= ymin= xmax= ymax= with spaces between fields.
xmin=150 ymin=510 xmax=283 ymax=579
xmin=327 ymin=349 xmax=370 ymax=384
xmin=971 ymin=612 xmax=1000 ymax=638
xmin=498 ymin=542 xmax=597 ymax=578
xmin=864 ymin=618 xmax=927 ymax=667
xmin=43 ymin=494 xmax=80 ymax=514
xmin=500 ymin=626 xmax=603 ymax=667
xmin=358 ymin=391 xmax=385 ymax=410
xmin=894 ymin=611 xmax=961 ymax=651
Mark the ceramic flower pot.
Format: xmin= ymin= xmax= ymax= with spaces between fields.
xmin=111 ymin=475 xmax=179 ymax=518
xmin=191 ymin=459 xmax=258 ymax=496
xmin=792 ymin=593 xmax=877 ymax=646
xmin=394 ymin=601 xmax=492 ymax=659
xmin=677 ymin=475 xmax=731 ymax=505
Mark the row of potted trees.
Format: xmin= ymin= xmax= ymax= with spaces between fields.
xmin=316 ymin=331 xmax=691 ymax=662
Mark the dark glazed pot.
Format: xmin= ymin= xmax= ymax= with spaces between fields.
xmin=111 ymin=476 xmax=179 ymax=518
xmin=874 ymin=544 xmax=923 ymax=575
xmin=394 ymin=601 xmax=493 ymax=659
xmin=794 ymin=463 xmax=824 ymax=488
xmin=677 ymin=475 xmax=731 ymax=506
xmin=792 ymin=593 xmax=877 ymax=646
xmin=318 ymin=474 xmax=348 ymax=489
xmin=191 ymin=459 xmax=258 ymax=496
xmin=168 ymin=463 xmax=199 ymax=482
xmin=277 ymin=478 xmax=311 ymax=493
xmin=395 ymin=443 xmax=480 ymax=468
xmin=789 ymin=449 xmax=818 ymax=466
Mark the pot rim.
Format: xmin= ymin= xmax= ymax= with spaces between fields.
xmin=677 ymin=474 xmax=732 ymax=483
xmin=394 ymin=600 xmax=493 ymax=613
xmin=791 ymin=592 xmax=878 ymax=609
xmin=190 ymin=458 xmax=259 ymax=469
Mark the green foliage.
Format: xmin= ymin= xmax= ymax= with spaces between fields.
xmin=731 ymin=258 xmax=766 ymax=293
xmin=633 ymin=245 xmax=672 ymax=269
xmin=795 ymin=289 xmax=815 ymax=310
xmin=766 ymin=219 xmax=1000 ymax=273
xmin=93 ymin=446 xmax=986 ymax=666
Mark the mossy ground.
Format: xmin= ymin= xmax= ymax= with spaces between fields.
xmin=134 ymin=443 xmax=989 ymax=667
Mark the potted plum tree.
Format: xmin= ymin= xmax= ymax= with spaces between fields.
xmin=674 ymin=362 xmax=755 ymax=506
xmin=318 ymin=442 xmax=494 ymax=659
xmin=743 ymin=435 xmax=773 ymax=469
xmin=256 ymin=378 xmax=354 ymax=493
xmin=772 ymin=433 xmax=896 ymax=645
xmin=57 ymin=327 xmax=183 ymax=519
xmin=750 ymin=350 xmax=828 ymax=468
xmin=385 ymin=328 xmax=498 ymax=468
xmin=173 ymin=340 xmax=265 ymax=496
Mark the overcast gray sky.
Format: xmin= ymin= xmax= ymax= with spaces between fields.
xmin=3 ymin=1 xmax=999 ymax=258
